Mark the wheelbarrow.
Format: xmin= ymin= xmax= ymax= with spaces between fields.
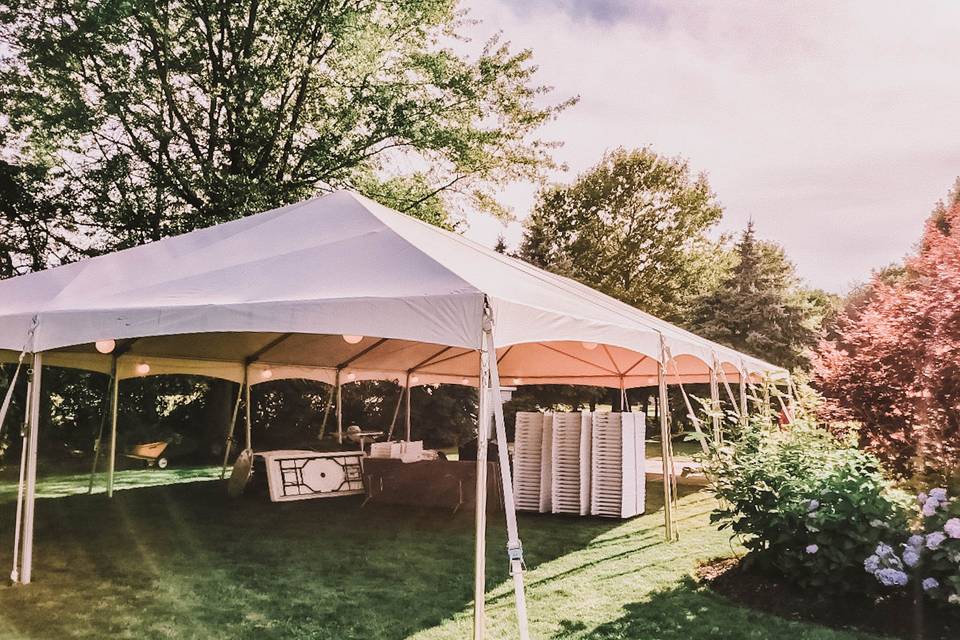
xmin=126 ymin=440 xmax=172 ymax=469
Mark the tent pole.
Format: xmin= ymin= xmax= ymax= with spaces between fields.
xmin=739 ymin=366 xmax=749 ymax=427
xmin=658 ymin=339 xmax=675 ymax=542
xmin=709 ymin=356 xmax=721 ymax=445
xmin=335 ymin=369 xmax=343 ymax=445
xmin=485 ymin=322 xmax=531 ymax=640
xmin=220 ymin=380 xmax=245 ymax=479
xmin=10 ymin=376 xmax=32 ymax=584
xmin=243 ymin=367 xmax=252 ymax=451
xmin=473 ymin=346 xmax=490 ymax=640
xmin=404 ymin=372 xmax=412 ymax=442
xmin=21 ymin=353 xmax=42 ymax=584
xmin=87 ymin=372 xmax=114 ymax=494
xmin=318 ymin=382 xmax=335 ymax=440
xmin=386 ymin=382 xmax=403 ymax=441
xmin=106 ymin=356 xmax=119 ymax=498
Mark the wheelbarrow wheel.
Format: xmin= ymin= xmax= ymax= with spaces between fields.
xmin=157 ymin=457 xmax=169 ymax=469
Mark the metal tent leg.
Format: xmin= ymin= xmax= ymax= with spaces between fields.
xmin=473 ymin=349 xmax=490 ymax=640
xmin=106 ymin=357 xmax=119 ymax=498
xmin=21 ymin=353 xmax=42 ymax=584
xmin=658 ymin=337 xmax=675 ymax=542
xmin=244 ymin=367 xmax=252 ymax=451
xmin=220 ymin=380 xmax=245 ymax=479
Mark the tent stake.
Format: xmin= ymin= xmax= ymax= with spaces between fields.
xmin=21 ymin=353 xmax=42 ymax=584
xmin=220 ymin=380 xmax=245 ymax=479
xmin=473 ymin=347 xmax=489 ymax=640
xmin=106 ymin=356 xmax=119 ymax=498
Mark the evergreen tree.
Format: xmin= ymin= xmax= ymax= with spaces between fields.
xmin=691 ymin=222 xmax=823 ymax=370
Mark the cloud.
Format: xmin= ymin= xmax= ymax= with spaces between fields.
xmin=461 ymin=0 xmax=960 ymax=292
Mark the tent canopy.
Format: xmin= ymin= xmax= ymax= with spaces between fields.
xmin=0 ymin=191 xmax=786 ymax=388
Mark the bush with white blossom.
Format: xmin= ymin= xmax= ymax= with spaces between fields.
xmin=707 ymin=416 xmax=909 ymax=596
xmin=865 ymin=487 xmax=960 ymax=605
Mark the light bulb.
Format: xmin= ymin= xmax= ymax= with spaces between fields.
xmin=512 ymin=378 xmax=523 ymax=385
xmin=347 ymin=372 xmax=356 ymax=382
xmin=342 ymin=335 xmax=363 ymax=344
xmin=261 ymin=368 xmax=273 ymax=380
xmin=410 ymin=375 xmax=420 ymax=384
xmin=95 ymin=339 xmax=116 ymax=354
xmin=581 ymin=342 xmax=599 ymax=351
xmin=135 ymin=362 xmax=151 ymax=376
xmin=461 ymin=377 xmax=470 ymax=385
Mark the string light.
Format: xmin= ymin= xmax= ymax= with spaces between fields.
xmin=95 ymin=339 xmax=116 ymax=354
xmin=342 ymin=335 xmax=363 ymax=344
xmin=135 ymin=362 xmax=151 ymax=376
xmin=581 ymin=342 xmax=599 ymax=351
xmin=461 ymin=377 xmax=470 ymax=385
xmin=261 ymin=368 xmax=273 ymax=380
xmin=347 ymin=372 xmax=356 ymax=382
xmin=410 ymin=375 xmax=420 ymax=384
xmin=513 ymin=378 xmax=523 ymax=385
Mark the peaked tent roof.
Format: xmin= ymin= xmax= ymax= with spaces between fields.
xmin=0 ymin=191 xmax=785 ymax=387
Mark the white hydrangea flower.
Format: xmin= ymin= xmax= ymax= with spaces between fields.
xmin=805 ymin=544 xmax=819 ymax=554
xmin=922 ymin=577 xmax=939 ymax=591
xmin=926 ymin=532 xmax=947 ymax=550
xmin=944 ymin=518 xmax=960 ymax=539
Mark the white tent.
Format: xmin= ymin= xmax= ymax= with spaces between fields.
xmin=0 ymin=191 xmax=786 ymax=638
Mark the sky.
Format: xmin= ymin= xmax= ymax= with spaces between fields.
xmin=459 ymin=0 xmax=960 ymax=293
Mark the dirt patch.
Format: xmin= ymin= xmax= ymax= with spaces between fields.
xmin=697 ymin=556 xmax=960 ymax=640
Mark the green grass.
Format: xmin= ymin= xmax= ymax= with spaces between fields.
xmin=646 ymin=436 xmax=704 ymax=461
xmin=0 ymin=466 xmax=883 ymax=639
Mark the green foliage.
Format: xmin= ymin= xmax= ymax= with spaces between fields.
xmin=519 ymin=147 xmax=724 ymax=322
xmin=706 ymin=416 xmax=909 ymax=596
xmin=0 ymin=0 xmax=571 ymax=263
xmin=691 ymin=222 xmax=829 ymax=371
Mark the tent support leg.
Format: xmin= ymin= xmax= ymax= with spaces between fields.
xmin=709 ymin=361 xmax=721 ymax=445
xmin=220 ymin=380 xmax=245 ymax=479
xmin=10 ymin=376 xmax=32 ymax=584
xmin=385 ymin=383 xmax=403 ymax=441
xmin=485 ymin=325 xmax=531 ymax=640
xmin=335 ymin=369 xmax=342 ymax=445
xmin=473 ymin=349 xmax=490 ymax=640
xmin=739 ymin=368 xmax=749 ymax=427
xmin=106 ymin=357 xmax=119 ymax=498
xmin=20 ymin=353 xmax=42 ymax=584
xmin=404 ymin=373 xmax=412 ymax=442
xmin=657 ymin=342 xmax=675 ymax=542
xmin=318 ymin=383 xmax=335 ymax=440
xmin=87 ymin=373 xmax=113 ymax=494
xmin=243 ymin=368 xmax=252 ymax=451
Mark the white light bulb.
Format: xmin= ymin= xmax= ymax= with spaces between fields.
xmin=581 ymin=342 xmax=599 ymax=351
xmin=347 ymin=372 xmax=356 ymax=382
xmin=95 ymin=339 xmax=116 ymax=354
xmin=461 ymin=377 xmax=470 ymax=385
xmin=135 ymin=362 xmax=151 ymax=376
xmin=261 ymin=368 xmax=273 ymax=380
xmin=410 ymin=375 xmax=420 ymax=384
xmin=342 ymin=335 xmax=363 ymax=344
xmin=512 ymin=378 xmax=523 ymax=385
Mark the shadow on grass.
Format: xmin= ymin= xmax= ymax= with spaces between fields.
xmin=0 ymin=475 xmax=688 ymax=639
xmin=554 ymin=577 xmax=879 ymax=640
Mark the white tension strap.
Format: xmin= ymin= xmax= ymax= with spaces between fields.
xmin=664 ymin=347 xmax=711 ymax=454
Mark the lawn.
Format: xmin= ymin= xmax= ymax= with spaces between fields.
xmin=0 ymin=465 xmax=883 ymax=639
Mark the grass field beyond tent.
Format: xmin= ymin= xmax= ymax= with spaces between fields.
xmin=0 ymin=467 xmax=882 ymax=639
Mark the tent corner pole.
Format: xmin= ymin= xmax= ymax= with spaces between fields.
xmin=106 ymin=356 xmax=119 ymax=498
xmin=657 ymin=341 xmax=675 ymax=542
xmin=404 ymin=372 xmax=412 ymax=442
xmin=21 ymin=353 xmax=42 ymax=584
xmin=335 ymin=369 xmax=343 ymax=445
xmin=220 ymin=379 xmax=245 ymax=479
xmin=473 ymin=346 xmax=489 ymax=640
xmin=709 ymin=357 xmax=721 ymax=445
xmin=485 ymin=324 xmax=531 ymax=640
xmin=243 ymin=367 xmax=252 ymax=452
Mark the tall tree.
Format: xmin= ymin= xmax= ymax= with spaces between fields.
xmin=690 ymin=222 xmax=824 ymax=371
xmin=519 ymin=147 xmax=724 ymax=322
xmin=0 ymin=0 xmax=571 ymax=264
xmin=816 ymin=195 xmax=960 ymax=478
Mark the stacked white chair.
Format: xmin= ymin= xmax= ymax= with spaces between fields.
xmin=512 ymin=411 xmax=545 ymax=512
xmin=589 ymin=412 xmax=646 ymax=518
xmin=538 ymin=413 xmax=553 ymax=513
xmin=551 ymin=412 xmax=592 ymax=515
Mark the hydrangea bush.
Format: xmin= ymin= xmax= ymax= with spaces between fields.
xmin=706 ymin=416 xmax=909 ymax=595
xmin=865 ymin=488 xmax=960 ymax=606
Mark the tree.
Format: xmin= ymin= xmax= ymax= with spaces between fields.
xmin=690 ymin=222 xmax=826 ymax=371
xmin=815 ymin=196 xmax=960 ymax=478
xmin=0 ymin=0 xmax=571 ymax=261
xmin=519 ymin=147 xmax=724 ymax=322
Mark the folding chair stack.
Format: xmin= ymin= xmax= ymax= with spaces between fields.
xmin=512 ymin=411 xmax=546 ymax=512
xmin=589 ymin=412 xmax=646 ymax=518
xmin=551 ymin=412 xmax=592 ymax=515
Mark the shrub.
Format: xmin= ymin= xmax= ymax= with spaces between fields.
xmin=705 ymin=416 xmax=909 ymax=596
xmin=865 ymin=487 xmax=960 ymax=607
